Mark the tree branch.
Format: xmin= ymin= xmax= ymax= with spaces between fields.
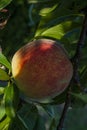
xmin=57 ymin=14 xmax=87 ymax=130
xmin=72 ymin=14 xmax=87 ymax=90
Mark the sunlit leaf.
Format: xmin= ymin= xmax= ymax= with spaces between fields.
xmin=28 ymin=0 xmax=53 ymax=3
xmin=37 ymin=20 xmax=81 ymax=40
xmin=46 ymin=14 xmax=83 ymax=29
xmin=0 ymin=68 xmax=10 ymax=81
xmin=0 ymin=53 xmax=11 ymax=71
xmin=39 ymin=4 xmax=58 ymax=16
xmin=0 ymin=87 xmax=5 ymax=95
xmin=0 ymin=116 xmax=10 ymax=130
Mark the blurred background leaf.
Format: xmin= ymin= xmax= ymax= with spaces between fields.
xmin=0 ymin=0 xmax=13 ymax=10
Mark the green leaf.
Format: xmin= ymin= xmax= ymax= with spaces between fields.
xmin=0 ymin=0 xmax=13 ymax=10
xmin=17 ymin=104 xmax=38 ymax=130
xmin=51 ymin=89 xmax=67 ymax=105
xmin=4 ymin=84 xmax=19 ymax=118
xmin=64 ymin=107 xmax=87 ymax=130
xmin=0 ymin=116 xmax=10 ymax=130
xmin=35 ymin=9 xmax=83 ymax=38
xmin=36 ymin=104 xmax=60 ymax=130
xmin=0 ymin=98 xmax=6 ymax=121
xmin=0 ymin=87 xmax=5 ymax=95
xmin=33 ymin=115 xmax=46 ymax=130
xmin=38 ymin=20 xmax=81 ymax=40
xmin=71 ymin=92 xmax=87 ymax=104
xmin=39 ymin=4 xmax=58 ymax=16
xmin=46 ymin=14 xmax=83 ymax=29
xmin=0 ymin=68 xmax=10 ymax=81
xmin=28 ymin=0 xmax=53 ymax=3
xmin=42 ymin=105 xmax=56 ymax=117
xmin=0 ymin=53 xmax=11 ymax=71
xmin=16 ymin=115 xmax=29 ymax=130
xmin=49 ymin=118 xmax=56 ymax=130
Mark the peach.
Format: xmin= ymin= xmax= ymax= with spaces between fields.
xmin=12 ymin=39 xmax=73 ymax=100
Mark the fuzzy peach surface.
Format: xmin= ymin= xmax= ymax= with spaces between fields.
xmin=12 ymin=39 xmax=73 ymax=99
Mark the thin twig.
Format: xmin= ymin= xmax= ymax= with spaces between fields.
xmin=72 ymin=14 xmax=87 ymax=90
xmin=57 ymin=87 xmax=71 ymax=130
xmin=57 ymin=14 xmax=87 ymax=130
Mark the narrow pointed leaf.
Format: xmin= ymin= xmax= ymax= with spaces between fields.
xmin=71 ymin=92 xmax=87 ymax=103
xmin=28 ymin=0 xmax=52 ymax=3
xmin=17 ymin=104 xmax=38 ymax=130
xmin=0 ymin=116 xmax=10 ymax=130
xmin=39 ymin=4 xmax=58 ymax=16
xmin=4 ymin=84 xmax=19 ymax=118
xmin=0 ymin=99 xmax=6 ymax=121
xmin=0 ymin=53 xmax=11 ymax=71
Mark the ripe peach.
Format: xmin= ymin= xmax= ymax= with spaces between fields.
xmin=12 ymin=39 xmax=73 ymax=100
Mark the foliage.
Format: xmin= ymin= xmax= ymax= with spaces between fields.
xmin=0 ymin=0 xmax=87 ymax=130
